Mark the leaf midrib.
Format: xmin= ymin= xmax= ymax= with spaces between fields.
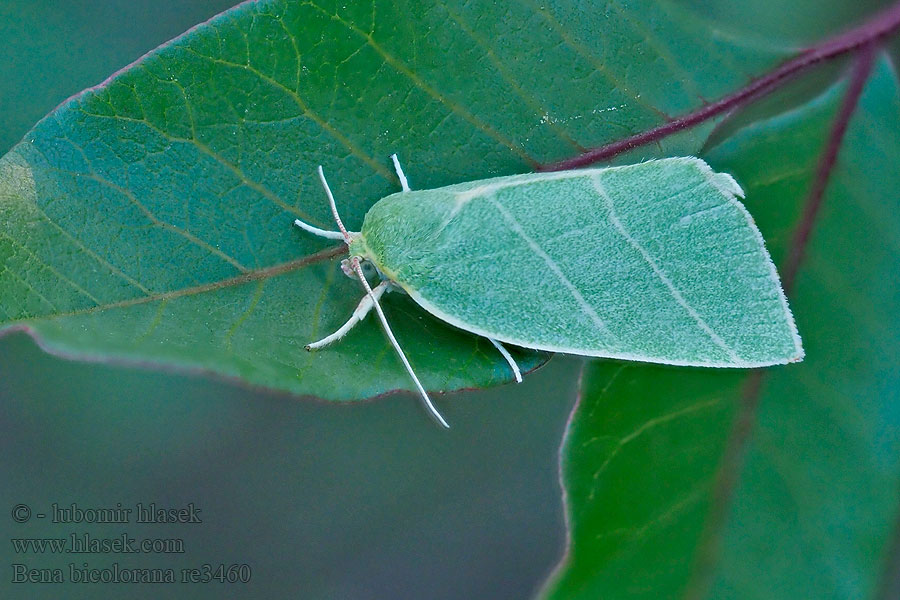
xmin=0 ymin=244 xmax=344 ymax=328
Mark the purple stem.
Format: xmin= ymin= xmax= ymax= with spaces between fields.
xmin=539 ymin=1 xmax=900 ymax=172
xmin=782 ymin=41 xmax=878 ymax=293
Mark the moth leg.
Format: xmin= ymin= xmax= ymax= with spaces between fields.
xmin=487 ymin=338 xmax=523 ymax=383
xmin=390 ymin=153 xmax=411 ymax=192
xmin=306 ymin=280 xmax=390 ymax=350
xmin=348 ymin=256 xmax=449 ymax=428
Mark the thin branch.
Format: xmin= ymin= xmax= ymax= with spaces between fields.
xmin=782 ymin=41 xmax=878 ymax=293
xmin=539 ymin=1 xmax=900 ymax=171
xmin=682 ymin=43 xmax=878 ymax=600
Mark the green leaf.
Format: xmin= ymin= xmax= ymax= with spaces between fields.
xmin=0 ymin=0 xmax=790 ymax=399
xmin=543 ymin=57 xmax=900 ymax=599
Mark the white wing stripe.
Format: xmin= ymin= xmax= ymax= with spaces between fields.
xmin=591 ymin=176 xmax=743 ymax=363
xmin=487 ymin=196 xmax=614 ymax=340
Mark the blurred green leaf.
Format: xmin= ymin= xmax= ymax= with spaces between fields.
xmin=543 ymin=58 xmax=900 ymax=599
xmin=0 ymin=0 xmax=791 ymax=400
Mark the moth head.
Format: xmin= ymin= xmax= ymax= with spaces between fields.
xmin=341 ymin=257 xmax=378 ymax=280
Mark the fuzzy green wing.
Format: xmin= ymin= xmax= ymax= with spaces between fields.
xmin=356 ymin=158 xmax=803 ymax=367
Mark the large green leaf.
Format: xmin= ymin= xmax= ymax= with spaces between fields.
xmin=543 ymin=57 xmax=900 ymax=599
xmin=0 ymin=0 xmax=791 ymax=400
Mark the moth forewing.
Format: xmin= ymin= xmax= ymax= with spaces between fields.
xmin=358 ymin=157 xmax=803 ymax=369
xmin=295 ymin=156 xmax=804 ymax=427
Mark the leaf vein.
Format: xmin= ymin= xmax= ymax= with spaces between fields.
xmin=301 ymin=0 xmax=537 ymax=166
xmin=519 ymin=0 xmax=668 ymax=119
xmin=0 ymin=246 xmax=344 ymax=327
xmin=76 ymin=170 xmax=249 ymax=273
xmin=180 ymin=47 xmax=396 ymax=181
xmin=587 ymin=399 xmax=721 ymax=501
xmin=224 ymin=278 xmax=267 ymax=349
xmin=441 ymin=4 xmax=584 ymax=151
xmin=0 ymin=232 xmax=101 ymax=305
xmin=1 ymin=265 xmax=60 ymax=313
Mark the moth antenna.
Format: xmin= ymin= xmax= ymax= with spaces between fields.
xmin=317 ymin=165 xmax=359 ymax=244
xmin=390 ymin=154 xmax=411 ymax=192
xmin=350 ymin=256 xmax=449 ymax=428
xmin=293 ymin=218 xmax=346 ymax=240
xmin=488 ymin=338 xmax=523 ymax=383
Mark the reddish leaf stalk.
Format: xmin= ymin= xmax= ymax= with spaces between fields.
xmin=782 ymin=41 xmax=878 ymax=293
xmin=539 ymin=1 xmax=900 ymax=171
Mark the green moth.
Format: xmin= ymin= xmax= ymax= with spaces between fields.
xmin=294 ymin=155 xmax=803 ymax=427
